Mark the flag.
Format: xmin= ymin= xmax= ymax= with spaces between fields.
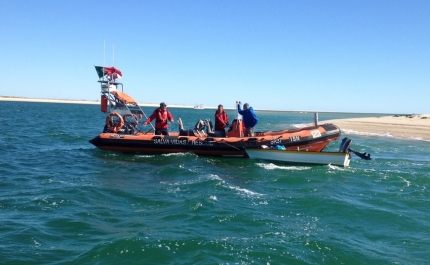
xmin=94 ymin=66 xmax=123 ymax=79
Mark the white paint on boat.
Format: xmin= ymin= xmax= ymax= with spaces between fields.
xmin=246 ymin=149 xmax=351 ymax=167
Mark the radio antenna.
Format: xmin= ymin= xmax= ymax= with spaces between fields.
xmin=103 ymin=40 xmax=106 ymax=81
xmin=103 ymin=40 xmax=106 ymax=67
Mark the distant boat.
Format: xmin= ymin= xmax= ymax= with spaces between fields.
xmin=194 ymin=104 xmax=204 ymax=110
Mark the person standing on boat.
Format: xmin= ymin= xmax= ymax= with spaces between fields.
xmin=237 ymin=102 xmax=258 ymax=137
xmin=143 ymin=102 xmax=174 ymax=135
xmin=214 ymin=104 xmax=229 ymax=136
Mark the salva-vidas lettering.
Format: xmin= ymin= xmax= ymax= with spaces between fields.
xmin=153 ymin=139 xmax=188 ymax=145
xmin=191 ymin=140 xmax=213 ymax=146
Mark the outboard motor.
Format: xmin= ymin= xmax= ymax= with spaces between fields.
xmin=339 ymin=137 xmax=352 ymax=153
xmin=340 ymin=137 xmax=371 ymax=160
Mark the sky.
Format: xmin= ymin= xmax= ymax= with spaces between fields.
xmin=1 ymin=0 xmax=429 ymax=114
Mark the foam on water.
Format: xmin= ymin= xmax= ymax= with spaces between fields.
xmin=162 ymin=152 xmax=188 ymax=157
xmin=256 ymin=162 xmax=311 ymax=170
xmin=342 ymin=128 xmax=429 ymax=142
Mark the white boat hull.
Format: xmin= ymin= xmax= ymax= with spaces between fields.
xmin=246 ymin=149 xmax=351 ymax=167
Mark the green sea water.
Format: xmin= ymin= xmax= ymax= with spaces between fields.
xmin=1 ymin=101 xmax=429 ymax=264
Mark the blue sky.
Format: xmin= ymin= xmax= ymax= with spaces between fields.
xmin=1 ymin=0 xmax=429 ymax=113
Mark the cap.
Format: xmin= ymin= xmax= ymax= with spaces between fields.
xmin=160 ymin=102 xmax=166 ymax=107
xmin=243 ymin=103 xmax=249 ymax=110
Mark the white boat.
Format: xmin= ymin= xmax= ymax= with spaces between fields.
xmin=194 ymin=104 xmax=204 ymax=109
xmin=245 ymin=148 xmax=351 ymax=167
xmin=245 ymin=137 xmax=371 ymax=167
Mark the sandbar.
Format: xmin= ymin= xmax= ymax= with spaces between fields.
xmin=2 ymin=96 xmax=429 ymax=141
xmin=318 ymin=114 xmax=430 ymax=141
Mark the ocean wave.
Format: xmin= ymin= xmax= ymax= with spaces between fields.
xmin=227 ymin=185 xmax=265 ymax=197
xmin=341 ymin=129 xmax=394 ymax=138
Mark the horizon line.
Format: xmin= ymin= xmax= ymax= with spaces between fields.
xmin=0 ymin=95 xmax=410 ymax=115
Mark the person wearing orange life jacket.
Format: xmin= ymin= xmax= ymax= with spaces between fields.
xmin=143 ymin=102 xmax=174 ymax=135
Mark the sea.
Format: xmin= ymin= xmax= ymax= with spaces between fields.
xmin=1 ymin=101 xmax=429 ymax=265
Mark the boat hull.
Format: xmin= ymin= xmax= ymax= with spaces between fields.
xmin=89 ymin=124 xmax=341 ymax=158
xmin=246 ymin=149 xmax=351 ymax=166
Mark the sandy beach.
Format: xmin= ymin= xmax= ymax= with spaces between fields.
xmin=0 ymin=96 xmax=101 ymax=105
xmin=319 ymin=114 xmax=430 ymax=141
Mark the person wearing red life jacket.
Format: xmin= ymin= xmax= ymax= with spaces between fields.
xmin=143 ymin=102 xmax=174 ymax=135
xmin=214 ymin=104 xmax=229 ymax=136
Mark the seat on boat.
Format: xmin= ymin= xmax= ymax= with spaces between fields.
xmin=209 ymin=131 xmax=225 ymax=137
xmin=204 ymin=119 xmax=214 ymax=134
xmin=201 ymin=119 xmax=225 ymax=137
xmin=194 ymin=119 xmax=206 ymax=136
xmin=177 ymin=117 xmax=198 ymax=136
xmin=177 ymin=118 xmax=221 ymax=137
